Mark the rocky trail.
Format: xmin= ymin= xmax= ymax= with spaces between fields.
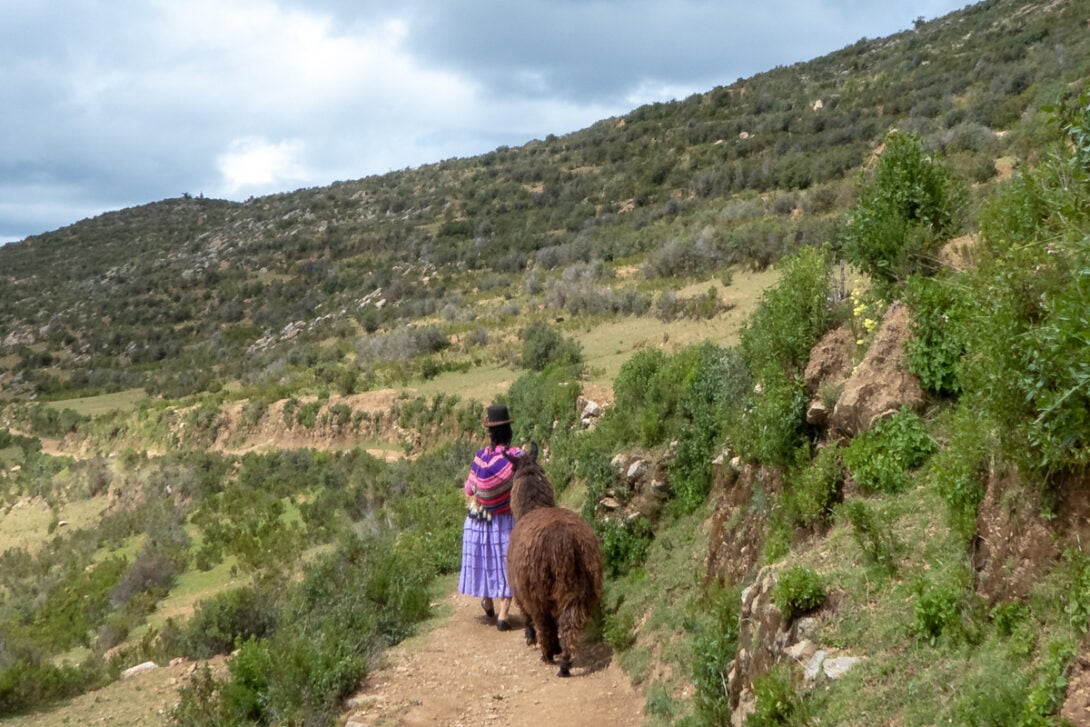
xmin=341 ymin=588 xmax=645 ymax=727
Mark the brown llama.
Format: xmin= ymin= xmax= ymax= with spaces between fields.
xmin=506 ymin=449 xmax=603 ymax=677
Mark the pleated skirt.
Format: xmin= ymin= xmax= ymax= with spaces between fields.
xmin=458 ymin=512 xmax=515 ymax=599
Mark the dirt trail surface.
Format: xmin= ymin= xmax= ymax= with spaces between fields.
xmin=0 ymin=590 xmax=643 ymax=727
xmin=343 ymin=590 xmax=645 ymax=727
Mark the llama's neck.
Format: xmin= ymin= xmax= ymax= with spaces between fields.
xmin=510 ymin=467 xmax=557 ymax=520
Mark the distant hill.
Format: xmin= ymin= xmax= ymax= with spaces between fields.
xmin=1 ymin=0 xmax=1082 ymax=404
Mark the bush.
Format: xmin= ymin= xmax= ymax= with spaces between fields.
xmin=842 ymin=409 xmax=935 ymax=494
xmin=689 ymin=581 xmax=741 ymax=726
xmin=774 ymin=566 xmax=826 ymax=621
xmin=840 ymin=130 xmax=965 ymax=285
xmin=841 ymin=500 xmax=897 ymax=574
xmin=785 ymin=444 xmax=842 ymax=527
xmin=905 ymin=274 xmax=969 ymax=396
xmin=183 ymin=586 xmax=280 ymax=659
xmin=929 ymin=404 xmax=991 ymax=542
xmin=598 ymin=518 xmax=653 ymax=578
xmin=748 ymin=663 xmax=812 ymax=726
xmin=520 ymin=321 xmax=582 ymax=372
xmin=740 ymin=245 xmax=833 ymax=377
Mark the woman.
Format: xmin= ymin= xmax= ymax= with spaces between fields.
xmin=458 ymin=403 xmax=522 ymax=631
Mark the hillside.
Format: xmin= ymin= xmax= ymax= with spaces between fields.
xmin=3 ymin=0 xmax=1090 ymax=725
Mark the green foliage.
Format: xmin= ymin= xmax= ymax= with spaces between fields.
xmin=181 ymin=586 xmax=280 ymax=659
xmin=670 ymin=344 xmax=751 ymax=512
xmin=689 ymin=581 xmax=741 ymax=726
xmin=602 ymin=607 xmax=636 ymax=652
xmin=905 ymin=273 xmax=969 ymax=396
xmin=30 ymin=557 xmax=128 ymax=651
xmin=1020 ymin=637 xmax=1077 ymax=726
xmin=774 ymin=566 xmax=826 ymax=621
xmin=732 ymin=368 xmax=808 ymax=468
xmin=929 ymin=404 xmax=991 ymax=542
xmin=841 ymin=500 xmax=897 ymax=574
xmin=912 ymin=563 xmax=980 ymax=646
xmin=747 ymin=663 xmax=812 ymax=726
xmin=784 ymin=445 xmax=842 ymax=527
xmin=840 ymin=130 xmax=965 ymax=284
xmin=171 ymin=530 xmax=434 ymax=727
xmin=740 ymin=246 xmax=833 ymax=377
xmin=598 ymin=518 xmax=653 ymax=578
xmin=520 ymin=321 xmax=583 ymax=372
xmin=842 ymin=409 xmax=935 ymax=494
xmin=960 ymin=91 xmax=1090 ymax=476
xmin=0 ymin=654 xmax=107 ymax=717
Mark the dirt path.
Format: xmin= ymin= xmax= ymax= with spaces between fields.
xmin=343 ymin=589 xmax=645 ymax=727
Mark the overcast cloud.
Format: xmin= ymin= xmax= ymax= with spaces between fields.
xmin=0 ymin=0 xmax=969 ymax=243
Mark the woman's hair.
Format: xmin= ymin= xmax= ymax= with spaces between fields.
xmin=489 ymin=423 xmax=513 ymax=447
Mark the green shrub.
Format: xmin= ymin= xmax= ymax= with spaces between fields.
xmin=748 ymin=663 xmax=812 ymax=726
xmin=0 ymin=654 xmax=107 ymax=717
xmin=740 ymin=245 xmax=833 ymax=377
xmin=602 ymin=607 xmax=636 ymax=652
xmin=912 ymin=564 xmax=979 ymax=646
xmin=905 ymin=273 xmax=969 ymax=396
xmin=183 ymin=586 xmax=280 ymax=659
xmin=959 ymin=92 xmax=1090 ymax=476
xmin=842 ymin=409 xmax=935 ymax=494
xmin=929 ymin=404 xmax=990 ymax=542
xmin=785 ymin=445 xmax=842 ymax=527
xmin=689 ymin=581 xmax=741 ymax=726
xmin=774 ymin=566 xmax=826 ymax=621
xmin=840 ymin=130 xmax=965 ymax=285
xmin=841 ymin=500 xmax=897 ymax=574
xmin=598 ymin=518 xmax=653 ymax=578
xmin=732 ymin=368 xmax=808 ymax=468
xmin=520 ymin=321 xmax=582 ymax=372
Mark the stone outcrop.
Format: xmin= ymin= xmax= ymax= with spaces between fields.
xmin=595 ymin=450 xmax=671 ymax=524
xmin=727 ymin=566 xmax=862 ymax=725
xmin=829 ymin=301 xmax=924 ymax=436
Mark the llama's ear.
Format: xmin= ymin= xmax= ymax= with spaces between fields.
xmin=529 ymin=441 xmax=539 ymax=461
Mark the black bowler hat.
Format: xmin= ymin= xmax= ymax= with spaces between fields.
xmin=483 ymin=404 xmax=512 ymax=427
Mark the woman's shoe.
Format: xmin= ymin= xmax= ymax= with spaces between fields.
xmin=496 ymin=619 xmax=512 ymax=632
xmin=481 ymin=598 xmax=495 ymax=619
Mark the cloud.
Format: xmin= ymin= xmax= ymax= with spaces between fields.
xmin=218 ymin=138 xmax=309 ymax=194
xmin=0 ymin=0 xmax=970 ymax=243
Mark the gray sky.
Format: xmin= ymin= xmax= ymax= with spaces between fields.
xmin=0 ymin=0 xmax=969 ymax=244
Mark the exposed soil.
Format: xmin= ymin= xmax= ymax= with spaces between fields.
xmin=342 ymin=589 xmax=644 ymax=727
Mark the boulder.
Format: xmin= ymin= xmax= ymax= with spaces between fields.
xmin=830 ymin=302 xmax=924 ymax=436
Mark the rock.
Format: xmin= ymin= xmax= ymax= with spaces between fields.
xmin=823 ymin=656 xmax=863 ymax=680
xmin=581 ymin=399 xmax=602 ymax=418
xmin=806 ymin=399 xmax=828 ymax=426
xmin=803 ymin=327 xmax=856 ymax=395
xmin=599 ymin=497 xmax=622 ymax=511
xmin=121 ymin=661 xmax=158 ymax=679
xmin=830 ymin=302 xmax=924 ymax=436
xmin=803 ymin=651 xmax=827 ymax=682
xmin=784 ymin=639 xmax=817 ymax=662
xmin=626 ymin=460 xmax=648 ymax=482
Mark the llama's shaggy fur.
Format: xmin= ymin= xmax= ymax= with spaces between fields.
xmin=506 ymin=453 xmax=603 ymax=677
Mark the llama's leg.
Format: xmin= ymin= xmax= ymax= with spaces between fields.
xmin=556 ymin=608 xmax=585 ymax=678
xmin=537 ymin=614 xmax=559 ymax=664
xmin=524 ymin=620 xmax=537 ymax=646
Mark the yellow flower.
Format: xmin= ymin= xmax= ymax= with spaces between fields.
xmin=863 ymin=318 xmax=877 ymax=332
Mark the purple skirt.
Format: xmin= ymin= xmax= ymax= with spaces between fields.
xmin=458 ymin=512 xmax=515 ymax=599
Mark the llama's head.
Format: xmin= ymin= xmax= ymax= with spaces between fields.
xmin=507 ymin=442 xmax=556 ymax=520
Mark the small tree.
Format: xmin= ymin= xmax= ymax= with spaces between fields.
xmin=840 ymin=130 xmax=965 ymax=285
